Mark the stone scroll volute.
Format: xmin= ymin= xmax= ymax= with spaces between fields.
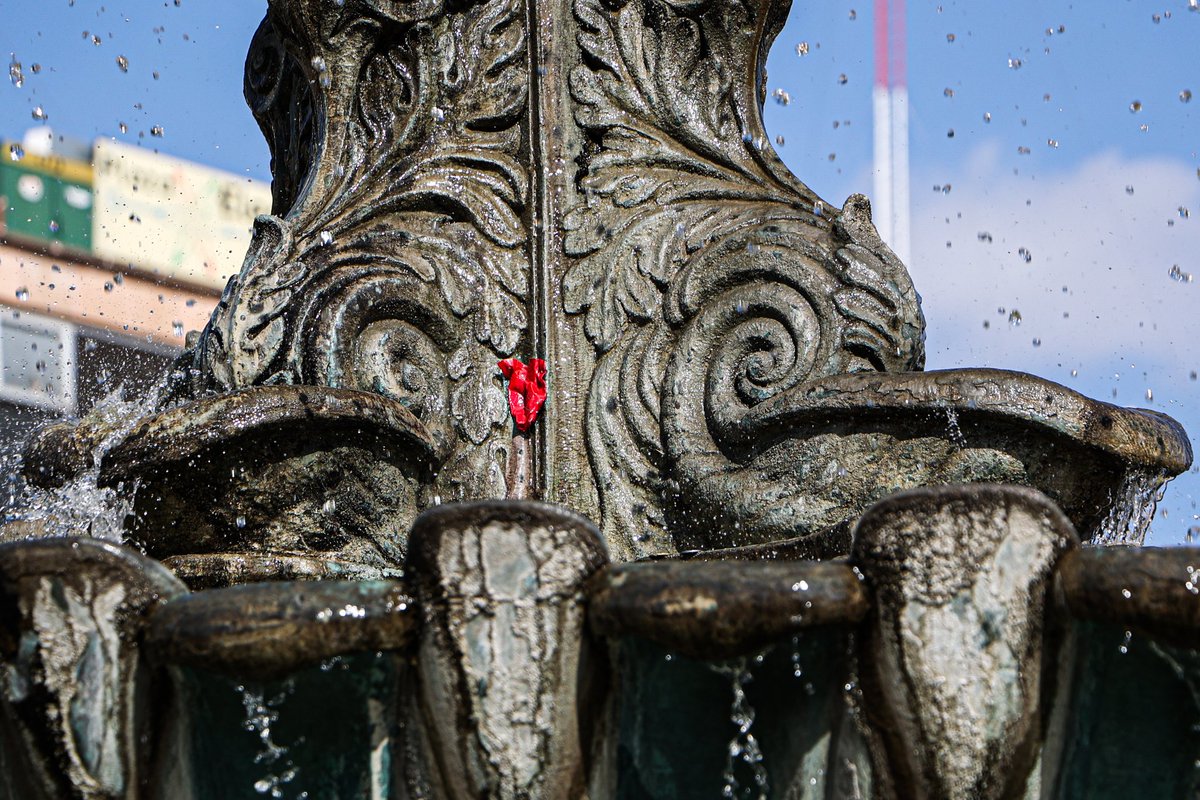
xmin=161 ymin=0 xmax=926 ymax=561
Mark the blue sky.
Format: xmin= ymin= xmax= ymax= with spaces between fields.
xmin=4 ymin=1 xmax=1199 ymax=544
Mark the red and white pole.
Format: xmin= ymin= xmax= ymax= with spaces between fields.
xmin=872 ymin=0 xmax=911 ymax=265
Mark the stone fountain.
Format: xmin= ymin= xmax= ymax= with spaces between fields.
xmin=2 ymin=0 xmax=1197 ymax=798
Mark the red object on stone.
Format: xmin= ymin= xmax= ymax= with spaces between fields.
xmin=497 ymin=357 xmax=547 ymax=432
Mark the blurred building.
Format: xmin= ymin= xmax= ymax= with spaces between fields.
xmin=0 ymin=126 xmax=269 ymax=462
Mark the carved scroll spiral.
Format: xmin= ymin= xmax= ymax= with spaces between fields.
xmin=566 ymin=0 xmax=926 ymax=555
xmin=660 ymin=219 xmax=924 ymax=550
xmin=163 ymin=0 xmax=530 ymax=500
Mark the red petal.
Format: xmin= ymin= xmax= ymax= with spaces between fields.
xmin=497 ymin=358 xmax=548 ymax=432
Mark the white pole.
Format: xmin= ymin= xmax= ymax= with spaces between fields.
xmin=891 ymin=85 xmax=911 ymax=266
xmin=873 ymin=86 xmax=894 ymax=247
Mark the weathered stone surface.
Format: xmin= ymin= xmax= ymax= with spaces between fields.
xmin=98 ymin=386 xmax=438 ymax=585
xmin=145 ymin=579 xmax=414 ymax=680
xmin=664 ymin=368 xmax=1190 ymax=553
xmin=17 ymin=0 xmax=1191 ymax=565
xmin=171 ymin=0 xmax=532 ymax=507
xmin=587 ymin=560 xmax=868 ymax=660
xmin=407 ymin=501 xmax=609 ymax=799
xmin=0 ymin=538 xmax=187 ymax=800
xmin=1058 ymin=546 xmax=1200 ymax=650
xmin=4 ymin=0 xmax=1199 ymax=793
xmin=852 ymin=485 xmax=1078 ymax=800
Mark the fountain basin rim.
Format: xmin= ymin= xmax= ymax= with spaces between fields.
xmin=587 ymin=559 xmax=868 ymax=659
xmin=739 ymin=367 xmax=1191 ymax=474
xmin=1057 ymin=545 xmax=1200 ymax=650
xmin=97 ymin=384 xmax=441 ymax=487
xmin=144 ymin=578 xmax=414 ymax=680
xmin=161 ymin=551 xmax=405 ymax=590
xmin=407 ymin=499 xmax=609 ymax=599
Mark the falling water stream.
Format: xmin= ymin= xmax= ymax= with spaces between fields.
xmin=710 ymin=655 xmax=770 ymax=800
xmin=1093 ymin=468 xmax=1169 ymax=546
xmin=238 ymin=680 xmax=305 ymax=799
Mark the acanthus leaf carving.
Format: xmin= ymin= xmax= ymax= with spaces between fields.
xmin=564 ymin=0 xmax=926 ymax=554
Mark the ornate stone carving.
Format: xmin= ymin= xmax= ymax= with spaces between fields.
xmin=0 ymin=539 xmax=187 ymax=799
xmin=407 ymin=502 xmax=608 ymax=799
xmin=853 ymin=485 xmax=1077 ymax=800
xmin=17 ymin=0 xmax=1191 ymax=568
xmin=170 ymin=0 xmax=532 ymax=503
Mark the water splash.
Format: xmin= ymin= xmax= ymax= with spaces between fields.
xmin=709 ymin=656 xmax=769 ymax=800
xmin=941 ymin=404 xmax=967 ymax=448
xmin=239 ymin=681 xmax=302 ymax=799
xmin=3 ymin=390 xmax=157 ymax=542
xmin=1093 ymin=468 xmax=1168 ymax=545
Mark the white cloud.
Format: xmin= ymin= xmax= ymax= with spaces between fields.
xmin=909 ymin=142 xmax=1200 ymax=379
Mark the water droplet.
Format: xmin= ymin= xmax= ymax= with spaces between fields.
xmin=1183 ymin=89 xmax=1194 ymax=103
xmin=323 ymin=498 xmax=337 ymax=514
xmin=1032 ymin=337 xmax=1042 ymax=347
xmin=150 ymin=125 xmax=164 ymax=137
xmin=116 ymin=55 xmax=129 ymax=72
xmin=977 ymin=231 xmax=993 ymax=243
xmin=771 ymin=88 xmax=791 ymax=106
xmin=848 ymin=9 xmax=857 ymax=20
xmin=943 ymin=87 xmax=954 ymax=98
xmin=236 ymin=515 xmax=247 ymax=529
xmin=8 ymin=56 xmax=23 ymax=88
xmin=1126 ymin=185 xmax=1135 ymax=195
xmin=1169 ymin=264 xmax=1194 ymax=283
xmin=172 ymin=320 xmax=185 ymax=337
xmin=946 ymin=33 xmax=956 ymax=43
xmin=8 ymin=144 xmax=23 ymax=161
xmin=31 ymin=106 xmax=47 ymax=121
xmin=983 ymin=112 xmax=992 ymax=123
xmin=1008 ymin=309 xmax=1022 ymax=327
xmin=1008 ymin=58 xmax=1023 ymax=70
xmin=1130 ymin=100 xmax=1143 ymax=113
xmin=1047 ymin=138 xmax=1059 ymax=148
xmin=104 ymin=281 xmax=114 ymax=292
xmin=838 ymin=73 xmax=848 ymax=85
xmin=795 ymin=42 xmax=809 ymax=56
xmin=319 ymin=230 xmax=334 ymax=246
xmin=15 ymin=288 xmax=29 ymax=302
xmin=1180 ymin=206 xmax=1191 ymax=219
xmin=775 ymin=135 xmax=785 ymax=146
xmin=1018 ymin=247 xmax=1032 ymax=263
xmin=1146 ymin=388 xmax=1154 ymax=401
xmin=431 ymin=106 xmax=445 ymax=122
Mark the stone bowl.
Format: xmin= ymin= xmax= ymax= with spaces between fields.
xmin=88 ymin=386 xmax=440 ymax=587
xmin=669 ymin=368 xmax=1192 ymax=554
